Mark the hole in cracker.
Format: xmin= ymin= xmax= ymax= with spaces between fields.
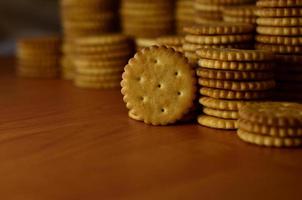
xmin=177 ymin=91 xmax=182 ymax=96
xmin=161 ymin=108 xmax=166 ymax=113
xmin=157 ymin=84 xmax=162 ymax=88
xmin=174 ymin=71 xmax=179 ymax=76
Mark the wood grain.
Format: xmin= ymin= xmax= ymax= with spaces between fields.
xmin=0 ymin=57 xmax=302 ymax=200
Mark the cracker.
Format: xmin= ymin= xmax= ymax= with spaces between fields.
xmin=256 ymin=43 xmax=302 ymax=54
xmin=195 ymin=0 xmax=254 ymax=5
xmin=74 ymin=59 xmax=127 ymax=70
xmin=17 ymin=36 xmax=61 ymax=50
xmin=121 ymin=46 xmax=197 ymax=125
xmin=237 ymin=129 xmax=302 ymax=148
xmin=185 ymin=34 xmax=253 ymax=45
xmin=255 ymin=35 xmax=302 ymax=46
xmin=198 ymin=115 xmax=238 ymax=130
xmin=199 ymin=97 xmax=248 ymax=111
xmin=223 ymin=16 xmax=257 ymax=24
xmin=199 ymin=79 xmax=276 ymax=91
xmin=239 ymin=102 xmax=302 ymax=127
xmin=195 ymin=11 xmax=223 ymax=20
xmin=74 ymin=80 xmax=120 ymax=89
xmin=238 ymin=119 xmax=302 ymax=137
xmin=275 ymin=54 xmax=302 ymax=64
xmin=256 ymin=17 xmax=302 ymax=27
xmin=75 ymin=67 xmax=124 ymax=76
xmin=75 ymin=74 xmax=121 ymax=82
xmin=183 ymin=22 xmax=254 ymax=35
xmin=156 ymin=36 xmax=184 ymax=46
xmin=78 ymin=51 xmax=132 ymax=60
xmin=203 ymin=108 xmax=239 ymax=119
xmin=194 ymin=3 xmax=224 ymax=12
xmin=196 ymin=48 xmax=274 ymax=62
xmin=257 ymin=26 xmax=302 ymax=36
xmin=195 ymin=17 xmax=222 ymax=24
xmin=223 ymin=5 xmax=256 ymax=17
xmin=197 ymin=68 xmax=273 ymax=81
xmin=74 ymin=43 xmax=132 ymax=55
xmin=183 ymin=43 xmax=251 ymax=51
xmin=256 ymin=0 xmax=302 ymax=8
xmin=200 ymin=87 xmax=272 ymax=100
xmin=198 ymin=59 xmax=273 ymax=71
xmin=275 ymin=73 xmax=302 ymax=82
xmin=255 ymin=8 xmax=302 ymax=17
xmin=75 ymin=34 xmax=130 ymax=46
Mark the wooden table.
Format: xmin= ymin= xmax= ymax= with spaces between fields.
xmin=0 ymin=57 xmax=301 ymax=200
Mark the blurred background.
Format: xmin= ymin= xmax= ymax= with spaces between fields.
xmin=0 ymin=0 xmax=60 ymax=55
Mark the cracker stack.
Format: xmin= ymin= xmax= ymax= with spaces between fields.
xmin=255 ymin=0 xmax=302 ymax=101
xmin=183 ymin=22 xmax=255 ymax=65
xmin=196 ymin=48 xmax=276 ymax=130
xmin=60 ymin=0 xmax=119 ymax=80
xmin=223 ymin=5 xmax=257 ymax=25
xmin=120 ymin=0 xmax=175 ymax=38
xmin=238 ymin=102 xmax=302 ymax=148
xmin=194 ymin=0 xmax=255 ymax=24
xmin=175 ymin=0 xmax=195 ymax=34
xmin=17 ymin=37 xmax=61 ymax=78
xmin=156 ymin=36 xmax=184 ymax=53
xmin=73 ymin=34 xmax=134 ymax=89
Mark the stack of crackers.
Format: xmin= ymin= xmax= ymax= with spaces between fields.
xmin=223 ymin=5 xmax=257 ymax=25
xmin=197 ymin=48 xmax=276 ymax=130
xmin=60 ymin=0 xmax=119 ymax=80
xmin=194 ymin=0 xmax=255 ymax=24
xmin=183 ymin=22 xmax=255 ymax=65
xmin=73 ymin=34 xmax=134 ymax=89
xmin=238 ymin=102 xmax=302 ymax=148
xmin=17 ymin=37 xmax=61 ymax=78
xmin=255 ymin=0 xmax=302 ymax=101
xmin=120 ymin=0 xmax=174 ymax=48
xmin=156 ymin=36 xmax=184 ymax=53
xmin=175 ymin=0 xmax=195 ymax=34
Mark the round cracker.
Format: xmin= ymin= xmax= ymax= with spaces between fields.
xmin=183 ymin=22 xmax=254 ymax=35
xmin=121 ymin=46 xmax=197 ymax=125
xmin=199 ymin=97 xmax=249 ymax=111
xmin=196 ymin=48 xmax=274 ymax=62
xmin=255 ymin=35 xmax=302 ymax=46
xmin=256 ymin=43 xmax=302 ymax=54
xmin=198 ymin=59 xmax=273 ymax=71
xmin=239 ymin=102 xmax=302 ymax=127
xmin=200 ymin=87 xmax=272 ymax=100
xmin=255 ymin=8 xmax=302 ymax=17
xmin=256 ymin=0 xmax=302 ymax=8
xmin=237 ymin=129 xmax=302 ymax=148
xmin=185 ymin=34 xmax=254 ymax=45
xmin=238 ymin=119 xmax=302 ymax=137
xmin=197 ymin=68 xmax=274 ymax=81
xmin=203 ymin=108 xmax=239 ymax=119
xmin=198 ymin=78 xmax=276 ymax=91
xmin=256 ymin=17 xmax=302 ymax=27
xmin=198 ymin=115 xmax=238 ymax=130
xmin=223 ymin=5 xmax=256 ymax=17
xmin=257 ymin=26 xmax=302 ymax=36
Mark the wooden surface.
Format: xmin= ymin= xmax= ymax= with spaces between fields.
xmin=0 ymin=57 xmax=302 ymax=200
